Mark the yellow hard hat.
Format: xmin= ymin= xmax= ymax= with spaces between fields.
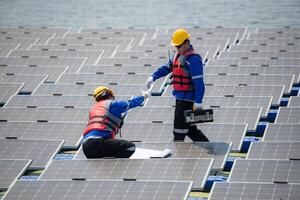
xmin=171 ymin=28 xmax=190 ymax=46
xmin=93 ymin=86 xmax=114 ymax=100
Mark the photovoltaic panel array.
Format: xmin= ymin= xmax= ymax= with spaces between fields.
xmin=229 ymin=159 xmax=300 ymax=184
xmin=218 ymin=51 xmax=300 ymax=59
xmin=33 ymin=84 xmax=146 ymax=96
xmin=288 ymin=96 xmax=300 ymax=107
xmin=228 ymin=44 xmax=300 ymax=52
xmin=126 ymin=107 xmax=261 ymax=130
xmin=263 ymin=124 xmax=300 ymax=142
xmin=118 ymin=123 xmax=246 ymax=151
xmin=2 ymin=180 xmax=192 ymax=200
xmin=0 ymin=83 xmax=24 ymax=105
xmin=40 ymin=158 xmax=213 ymax=189
xmin=4 ymin=95 xmax=132 ymax=108
xmin=0 ymin=139 xmax=64 ymax=169
xmin=247 ymin=142 xmax=300 ymax=160
xmin=0 ymin=122 xmax=85 ymax=149
xmin=163 ymin=85 xmax=284 ymax=106
xmin=208 ymin=58 xmax=300 ymax=67
xmin=79 ymin=65 xmax=158 ymax=74
xmin=0 ymin=159 xmax=31 ymax=189
xmin=275 ymin=107 xmax=300 ymax=123
xmin=145 ymin=96 xmax=271 ymax=117
xmin=209 ymin=182 xmax=300 ymax=200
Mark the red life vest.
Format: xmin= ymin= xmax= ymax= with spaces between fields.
xmin=83 ymin=100 xmax=122 ymax=139
xmin=171 ymin=49 xmax=198 ymax=91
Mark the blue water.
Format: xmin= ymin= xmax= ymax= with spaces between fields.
xmin=0 ymin=0 xmax=300 ymax=28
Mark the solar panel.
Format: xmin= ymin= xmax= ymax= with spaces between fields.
xmin=0 ymin=74 xmax=47 ymax=94
xmin=0 ymin=121 xmax=85 ymax=149
xmin=0 ymin=83 xmax=24 ymax=105
xmin=218 ymin=51 xmax=300 ymax=59
xmin=0 ymin=138 xmax=63 ymax=169
xmin=4 ymin=95 xmax=132 ymax=108
xmin=257 ymin=27 xmax=300 ymax=33
xmin=209 ymin=182 xmax=300 ymax=200
xmin=3 ymin=180 xmax=192 ymax=200
xmin=239 ymin=38 xmax=300 ymax=45
xmin=0 ymin=44 xmax=19 ymax=56
xmin=64 ymin=32 xmax=145 ymax=40
xmin=0 ymin=107 xmax=89 ymax=122
xmin=208 ymin=58 xmax=300 ymax=67
xmin=30 ymin=44 xmax=118 ymax=57
xmin=125 ymin=107 xmax=261 ymax=131
xmin=56 ymin=73 xmax=167 ymax=94
xmin=0 ymin=159 xmax=31 ymax=189
xmin=9 ymin=49 xmax=103 ymax=65
xmin=96 ymin=57 xmax=167 ymax=66
xmin=78 ymin=65 xmax=158 ymax=74
xmin=205 ymin=65 xmax=300 ymax=84
xmin=263 ymin=124 xmax=300 ymax=142
xmin=247 ymin=142 xmax=300 ymax=160
xmin=229 ymin=159 xmax=300 ymax=184
xmin=275 ymin=107 xmax=300 ymax=123
xmin=0 ymin=65 xmax=68 ymax=83
xmin=0 ymin=57 xmax=87 ymax=73
xmin=228 ymin=44 xmax=300 ymax=52
xmin=33 ymin=84 xmax=146 ymax=96
xmin=133 ymin=142 xmax=231 ymax=169
xmin=0 ymin=38 xmax=38 ymax=49
xmin=80 ymin=28 xmax=157 ymax=35
xmin=145 ymin=96 xmax=271 ymax=117
xmin=202 ymin=74 xmax=294 ymax=94
xmin=288 ymin=96 xmax=300 ymax=107
xmin=0 ymin=27 xmax=70 ymax=37
xmin=163 ymin=85 xmax=284 ymax=106
xmin=248 ymin=32 xmax=300 ymax=39
xmin=40 ymin=158 xmax=213 ymax=189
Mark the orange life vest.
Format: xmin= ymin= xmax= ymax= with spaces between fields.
xmin=83 ymin=100 xmax=122 ymax=138
xmin=171 ymin=49 xmax=198 ymax=91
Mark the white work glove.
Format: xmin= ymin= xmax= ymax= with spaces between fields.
xmin=193 ymin=103 xmax=203 ymax=111
xmin=141 ymin=90 xmax=150 ymax=99
xmin=146 ymin=76 xmax=154 ymax=89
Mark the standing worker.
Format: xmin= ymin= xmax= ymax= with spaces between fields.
xmin=146 ymin=28 xmax=209 ymax=142
xmin=82 ymin=86 xmax=149 ymax=158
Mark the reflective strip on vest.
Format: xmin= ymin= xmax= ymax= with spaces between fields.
xmin=173 ymin=128 xmax=189 ymax=134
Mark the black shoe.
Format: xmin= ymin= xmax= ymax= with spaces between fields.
xmin=187 ymin=125 xmax=209 ymax=142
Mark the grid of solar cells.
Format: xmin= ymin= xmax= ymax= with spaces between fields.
xmin=218 ymin=51 xmax=300 ymax=59
xmin=0 ymin=139 xmax=63 ymax=169
xmin=0 ymin=38 xmax=38 ymax=49
xmin=96 ymin=57 xmax=167 ymax=66
xmin=9 ymin=50 xmax=103 ymax=65
xmin=33 ymin=84 xmax=146 ymax=96
xmin=275 ymin=107 xmax=300 ymax=123
xmin=0 ymin=65 xmax=68 ymax=83
xmin=239 ymin=38 xmax=300 ymax=45
xmin=40 ymin=158 xmax=213 ymax=189
xmin=30 ymin=44 xmax=117 ymax=57
xmin=263 ymin=124 xmax=300 ymax=142
xmin=257 ymin=28 xmax=300 ymax=33
xmin=135 ymin=142 xmax=231 ymax=169
xmin=0 ymin=57 xmax=87 ymax=73
xmin=163 ymin=85 xmax=284 ymax=106
xmin=4 ymin=95 xmax=132 ymax=108
xmin=63 ymin=32 xmax=145 ymax=40
xmin=229 ymin=44 xmax=300 ymax=52
xmin=0 ymin=159 xmax=31 ymax=189
xmin=205 ymin=66 xmax=300 ymax=83
xmin=209 ymin=182 xmax=300 ymax=200
xmin=203 ymin=74 xmax=294 ymax=93
xmin=248 ymin=32 xmax=300 ymax=39
xmin=47 ymin=38 xmax=133 ymax=51
xmin=0 ymin=74 xmax=47 ymax=93
xmin=208 ymin=58 xmax=300 ymax=67
xmin=3 ymin=180 xmax=192 ymax=200
xmin=0 ymin=27 xmax=70 ymax=37
xmin=80 ymin=28 xmax=157 ymax=35
xmin=0 ymin=34 xmax=54 ymax=44
xmin=0 ymin=44 xmax=19 ymax=56
xmin=0 ymin=122 xmax=85 ymax=148
xmin=229 ymin=159 xmax=300 ymax=184
xmin=0 ymin=83 xmax=24 ymax=105
xmin=125 ymin=107 xmax=261 ymax=130
xmin=113 ymin=123 xmax=246 ymax=150
xmin=288 ymin=96 xmax=300 ymax=107
xmin=0 ymin=107 xmax=89 ymax=122
xmin=79 ymin=65 xmax=158 ymax=74
xmin=145 ymin=96 xmax=271 ymax=117
xmin=247 ymin=142 xmax=300 ymax=160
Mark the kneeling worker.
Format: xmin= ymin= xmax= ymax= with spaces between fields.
xmin=82 ymin=86 xmax=148 ymax=158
